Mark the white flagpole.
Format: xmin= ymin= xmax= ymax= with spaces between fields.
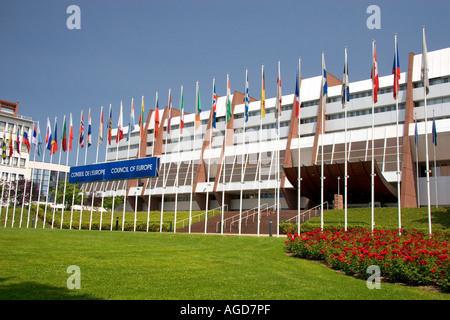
xmin=422 ymin=27 xmax=432 ymax=235
xmin=221 ymin=74 xmax=230 ymax=235
xmin=147 ymin=94 xmax=157 ymax=232
xmin=12 ymin=125 xmax=22 ymax=227
xmin=239 ymin=69 xmax=248 ymax=235
xmin=433 ymin=110 xmax=438 ymax=208
xmin=61 ymin=115 xmax=71 ymax=229
xmin=79 ymin=109 xmax=90 ymax=230
xmin=344 ymin=47 xmax=349 ymax=232
xmin=160 ymin=89 xmax=171 ymax=233
xmin=70 ymin=112 xmax=81 ymax=230
xmin=258 ymin=65 xmax=264 ymax=237
xmin=27 ymin=123 xmax=38 ymax=228
xmin=321 ymin=53 xmax=326 ymax=231
xmin=297 ymin=57 xmax=302 ymax=235
xmin=394 ymin=34 xmax=402 ymax=235
xmin=371 ymin=40 xmax=376 ymax=234
xmin=276 ymin=60 xmax=281 ymax=238
xmin=205 ymin=79 xmax=214 ymax=234
xmin=415 ymin=113 xmax=420 ymax=207
xmin=43 ymin=118 xmax=56 ymax=229
xmin=20 ymin=127 xmax=31 ymax=228
xmin=51 ymin=117 xmax=64 ymax=229
xmin=189 ymin=82 xmax=199 ymax=234
xmin=173 ymin=86 xmax=183 ymax=233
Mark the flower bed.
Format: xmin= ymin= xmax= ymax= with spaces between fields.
xmin=285 ymin=228 xmax=450 ymax=292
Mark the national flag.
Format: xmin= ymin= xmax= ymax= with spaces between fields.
xmin=107 ymin=106 xmax=112 ymax=145
xmin=116 ymin=102 xmax=123 ymax=143
xmin=393 ymin=35 xmax=401 ymax=100
xmin=69 ymin=113 xmax=73 ymax=152
xmin=36 ymin=123 xmax=43 ymax=157
xmin=46 ymin=118 xmax=52 ymax=151
xmin=87 ymin=108 xmax=92 ymax=147
xmin=342 ymin=47 xmax=350 ymax=106
xmin=414 ymin=117 xmax=419 ymax=147
xmin=180 ymin=86 xmax=184 ymax=133
xmin=195 ymin=82 xmax=201 ymax=130
xmin=276 ymin=61 xmax=282 ymax=127
xmin=139 ymin=96 xmax=145 ymax=138
xmin=371 ymin=41 xmax=379 ymax=103
xmin=98 ymin=106 xmax=104 ymax=146
xmin=79 ymin=111 xmax=85 ymax=148
xmin=244 ymin=69 xmax=249 ymax=123
xmin=9 ymin=130 xmax=13 ymax=156
xmin=16 ymin=128 xmax=20 ymax=154
xmin=32 ymin=124 xmax=37 ymax=145
xmin=154 ymin=93 xmax=160 ymax=139
xmin=62 ymin=115 xmax=67 ymax=152
xmin=168 ymin=89 xmax=172 ymax=134
xmin=51 ymin=120 xmax=58 ymax=155
xmin=295 ymin=61 xmax=301 ymax=117
xmin=226 ymin=74 xmax=232 ymax=123
xmin=322 ymin=53 xmax=328 ymax=113
xmin=127 ymin=99 xmax=135 ymax=141
xmin=212 ymin=79 xmax=217 ymax=129
xmin=422 ymin=27 xmax=430 ymax=95
xmin=2 ymin=133 xmax=6 ymax=159
xmin=432 ymin=118 xmax=437 ymax=146
xmin=260 ymin=65 xmax=265 ymax=118
xmin=22 ymin=129 xmax=31 ymax=153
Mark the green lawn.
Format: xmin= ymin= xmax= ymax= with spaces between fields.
xmin=0 ymin=228 xmax=449 ymax=300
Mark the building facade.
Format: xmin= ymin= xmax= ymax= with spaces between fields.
xmin=91 ymin=46 xmax=450 ymax=214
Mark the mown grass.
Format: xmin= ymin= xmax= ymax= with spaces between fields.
xmin=0 ymin=227 xmax=449 ymax=300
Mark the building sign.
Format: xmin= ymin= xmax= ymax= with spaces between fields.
xmin=69 ymin=157 xmax=160 ymax=184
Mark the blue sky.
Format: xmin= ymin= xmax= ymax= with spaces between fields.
xmin=1 ymin=0 xmax=449 ymax=165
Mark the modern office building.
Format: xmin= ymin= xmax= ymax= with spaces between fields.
xmin=90 ymin=45 xmax=449 ymax=221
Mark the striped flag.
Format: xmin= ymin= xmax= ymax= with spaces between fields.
xmin=180 ymin=86 xmax=184 ymax=133
xmin=276 ymin=61 xmax=282 ymax=128
xmin=87 ymin=109 xmax=92 ymax=147
xmin=79 ymin=111 xmax=85 ymax=148
xmin=62 ymin=115 xmax=67 ymax=152
xmin=2 ymin=133 xmax=6 ymax=159
xmin=342 ymin=48 xmax=350 ymax=106
xmin=195 ymin=82 xmax=201 ymax=130
xmin=226 ymin=74 xmax=232 ymax=123
xmin=393 ymin=35 xmax=401 ymax=100
xmin=168 ymin=89 xmax=172 ymax=134
xmin=36 ymin=123 xmax=42 ymax=157
xmin=69 ymin=113 xmax=73 ymax=152
xmin=212 ymin=79 xmax=217 ymax=129
xmin=244 ymin=69 xmax=249 ymax=123
xmin=9 ymin=130 xmax=13 ymax=157
xmin=46 ymin=118 xmax=52 ymax=151
xmin=127 ymin=99 xmax=135 ymax=141
xmin=51 ymin=120 xmax=58 ymax=155
xmin=32 ymin=123 xmax=37 ymax=145
xmin=295 ymin=62 xmax=301 ymax=117
xmin=371 ymin=41 xmax=379 ymax=103
xmin=107 ymin=107 xmax=112 ymax=145
xmin=260 ymin=65 xmax=265 ymax=118
xmin=116 ymin=102 xmax=124 ymax=143
xmin=22 ymin=129 xmax=31 ymax=153
xmin=322 ymin=53 xmax=328 ymax=112
xmin=98 ymin=106 xmax=104 ymax=145
xmin=139 ymin=95 xmax=145 ymax=138
xmin=16 ymin=127 xmax=21 ymax=154
xmin=154 ymin=93 xmax=160 ymax=139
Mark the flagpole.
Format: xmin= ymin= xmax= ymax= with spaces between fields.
xmin=147 ymin=94 xmax=157 ymax=232
xmin=297 ymin=57 xmax=302 ymax=235
xmin=43 ymin=118 xmax=56 ymax=229
xmin=239 ymin=69 xmax=248 ymax=235
xmin=415 ymin=113 xmax=420 ymax=207
xmin=371 ymin=41 xmax=376 ymax=234
xmin=52 ymin=117 xmax=63 ymax=229
xmin=321 ymin=53 xmax=326 ymax=231
xmin=70 ymin=112 xmax=81 ymax=230
xmin=258 ymin=65 xmax=264 ymax=237
xmin=422 ymin=27 xmax=432 ymax=236
xmin=221 ymin=74 xmax=230 ymax=235
xmin=433 ymin=110 xmax=438 ymax=208
xmin=160 ymin=89 xmax=171 ymax=233
xmin=61 ymin=115 xmax=71 ymax=229
xmin=394 ymin=33 xmax=402 ymax=235
xmin=90 ymin=107 xmax=102 ymax=231
xmin=205 ymin=79 xmax=215 ymax=234
xmin=173 ymin=86 xmax=183 ymax=233
xmin=27 ymin=123 xmax=38 ymax=228
xmin=190 ymin=81 xmax=199 ymax=234
xmin=99 ymin=105 xmax=107 ymax=231
xmin=20 ymin=127 xmax=31 ymax=228
xmin=343 ymin=47 xmax=349 ymax=232
xmin=276 ymin=60 xmax=281 ymax=238
xmin=12 ymin=125 xmax=21 ymax=227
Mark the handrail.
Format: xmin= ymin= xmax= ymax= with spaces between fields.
xmin=215 ymin=203 xmax=265 ymax=232
xmin=229 ymin=203 xmax=277 ymax=232
xmin=177 ymin=204 xmax=228 ymax=229
xmin=285 ymin=201 xmax=329 ymax=223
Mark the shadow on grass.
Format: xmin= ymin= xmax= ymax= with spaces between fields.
xmin=0 ymin=277 xmax=100 ymax=300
